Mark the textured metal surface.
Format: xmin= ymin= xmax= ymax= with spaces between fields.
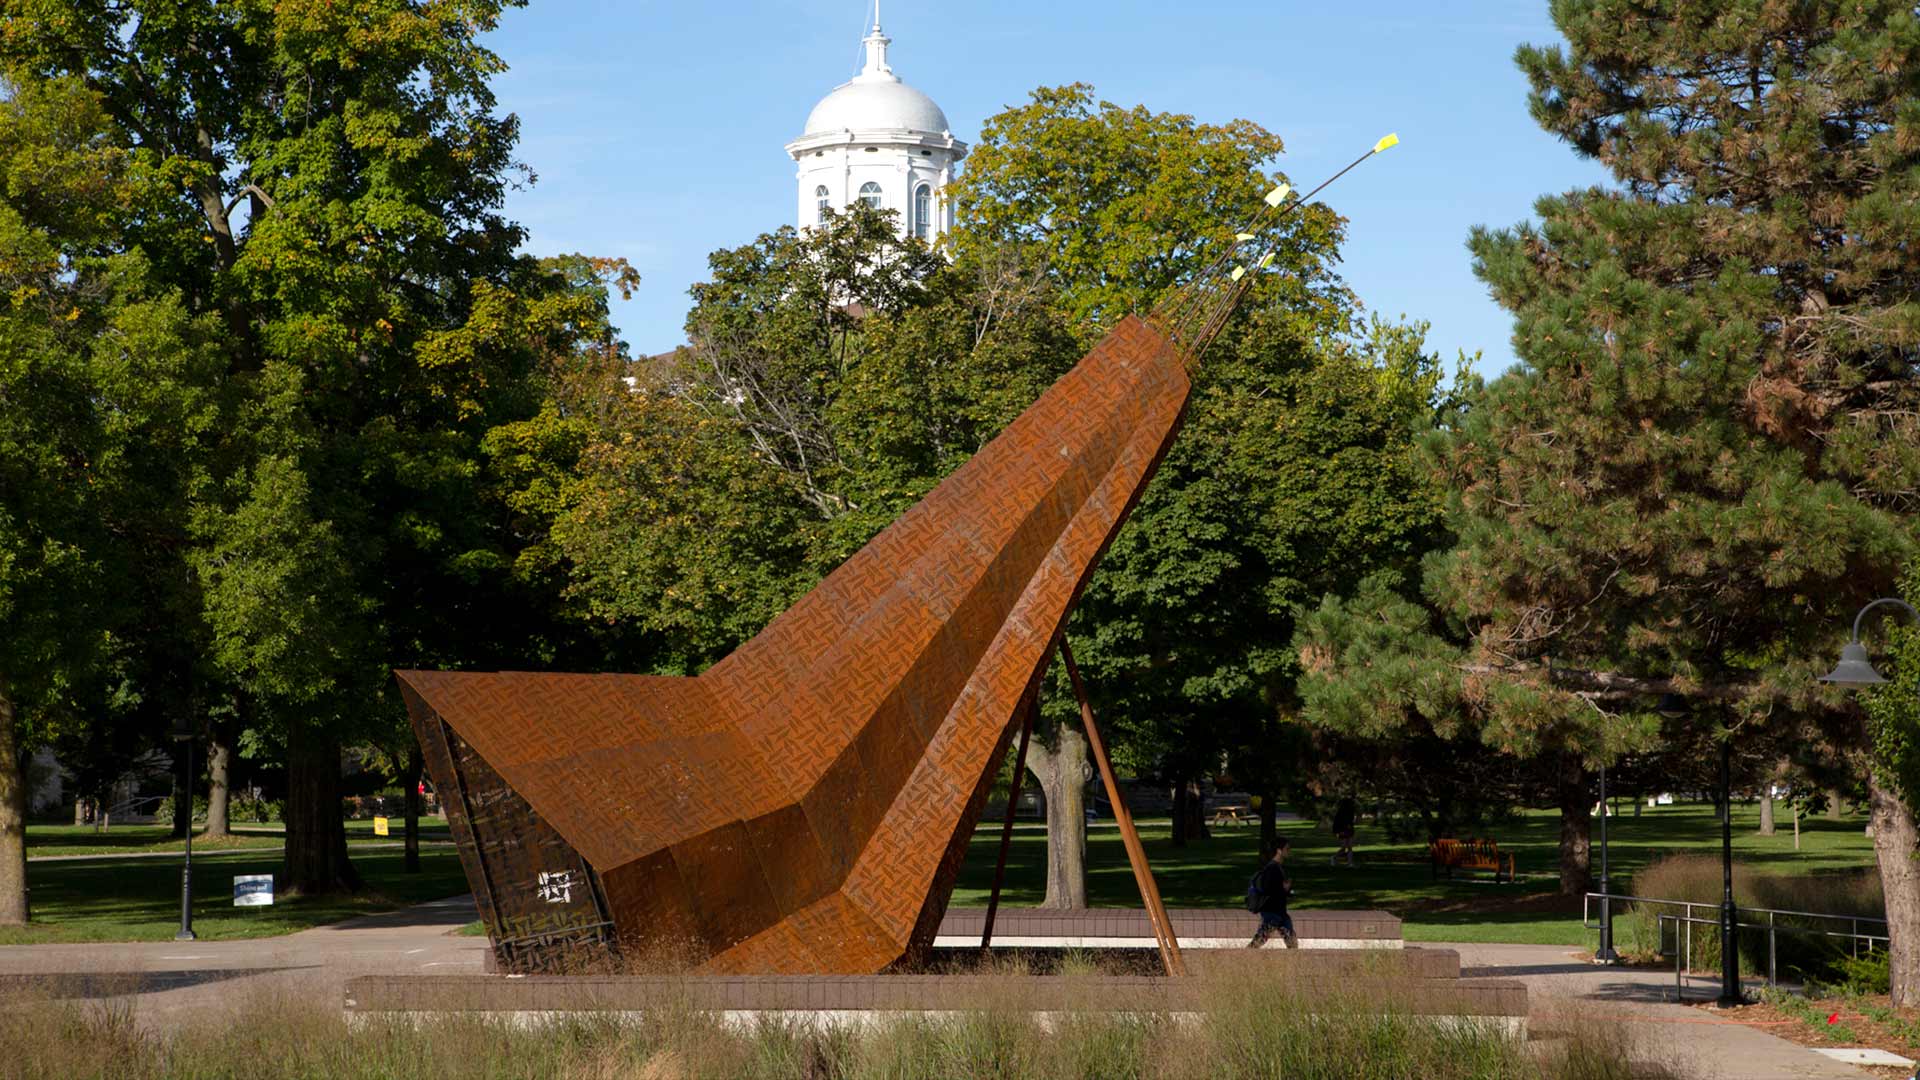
xmin=398 ymin=315 xmax=1192 ymax=974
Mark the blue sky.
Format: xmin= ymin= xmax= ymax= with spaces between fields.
xmin=485 ymin=1 xmax=1612 ymax=373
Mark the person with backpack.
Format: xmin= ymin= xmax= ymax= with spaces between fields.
xmin=1246 ymin=836 xmax=1299 ymax=949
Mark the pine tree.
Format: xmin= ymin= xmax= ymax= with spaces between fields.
xmin=1307 ymin=0 xmax=1919 ymax=971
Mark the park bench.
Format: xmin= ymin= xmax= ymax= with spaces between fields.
xmin=1428 ymin=838 xmax=1517 ymax=883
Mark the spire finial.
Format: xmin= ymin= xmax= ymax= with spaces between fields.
xmin=859 ymin=4 xmax=894 ymax=80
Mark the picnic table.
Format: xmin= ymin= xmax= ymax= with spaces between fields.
xmin=1208 ymin=804 xmax=1251 ymax=826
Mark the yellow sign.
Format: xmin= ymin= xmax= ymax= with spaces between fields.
xmin=373 ymin=816 xmax=390 ymax=837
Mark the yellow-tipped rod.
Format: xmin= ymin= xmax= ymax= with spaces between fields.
xmin=1156 ymin=132 xmax=1400 ymax=358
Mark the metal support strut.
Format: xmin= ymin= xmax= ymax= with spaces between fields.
xmin=1061 ymin=637 xmax=1186 ymax=976
xmin=981 ymin=687 xmax=1036 ymax=951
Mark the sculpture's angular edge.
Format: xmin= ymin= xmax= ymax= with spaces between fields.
xmin=398 ymin=315 xmax=1194 ymax=974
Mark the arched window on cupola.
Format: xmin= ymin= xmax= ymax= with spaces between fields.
xmin=913 ymin=184 xmax=932 ymax=240
xmin=859 ymin=182 xmax=884 ymax=209
xmin=815 ymin=185 xmax=830 ymax=222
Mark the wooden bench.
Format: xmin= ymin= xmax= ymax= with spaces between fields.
xmin=1428 ymin=838 xmax=1516 ymax=883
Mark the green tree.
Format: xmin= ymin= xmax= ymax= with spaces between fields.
xmin=1 ymin=0 xmax=630 ymax=894
xmin=1300 ymin=2 xmax=1920 ymax=928
xmin=0 ymin=73 xmax=219 ymax=921
xmin=953 ymin=84 xmax=1448 ymax=900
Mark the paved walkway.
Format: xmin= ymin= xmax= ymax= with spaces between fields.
xmin=1438 ymin=941 xmax=1881 ymax=1080
xmin=0 ymin=894 xmax=487 ymax=1026
xmin=0 ymin=903 xmax=1886 ymax=1077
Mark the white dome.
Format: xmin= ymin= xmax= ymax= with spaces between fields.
xmin=805 ymin=78 xmax=949 ymax=136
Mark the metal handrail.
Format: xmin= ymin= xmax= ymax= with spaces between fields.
xmin=1582 ymin=891 xmax=1888 ymax=1001
xmin=1584 ymin=890 xmax=1889 ymax=931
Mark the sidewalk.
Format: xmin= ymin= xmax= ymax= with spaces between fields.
xmin=0 ymin=894 xmax=486 ymax=1026
xmin=1438 ymin=941 xmax=1883 ymax=1080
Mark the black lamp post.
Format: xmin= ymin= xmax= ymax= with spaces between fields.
xmin=1594 ymin=753 xmax=1619 ymax=964
xmin=1716 ymin=735 xmax=1743 ymax=1007
xmin=172 ymin=718 xmax=196 ymax=942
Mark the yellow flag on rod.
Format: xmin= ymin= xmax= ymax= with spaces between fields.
xmin=1373 ymin=133 xmax=1400 ymax=153
xmin=1263 ymin=183 xmax=1292 ymax=207
xmin=1235 ymin=233 xmax=1256 ymax=242
xmin=1259 ymin=253 xmax=1276 ymax=269
xmin=1230 ymin=266 xmax=1247 ymax=281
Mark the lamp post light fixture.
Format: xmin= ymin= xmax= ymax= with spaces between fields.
xmin=1819 ymin=598 xmax=1918 ymax=687
xmin=1594 ymin=753 xmax=1620 ymax=964
xmin=172 ymin=718 xmax=196 ymax=942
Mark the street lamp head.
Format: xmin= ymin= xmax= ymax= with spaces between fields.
xmin=1655 ymin=693 xmax=1689 ymax=719
xmin=171 ymin=717 xmax=195 ymax=741
xmin=1819 ymin=641 xmax=1889 ymax=686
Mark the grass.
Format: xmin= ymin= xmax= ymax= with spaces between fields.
xmin=950 ymin=800 xmax=1877 ymax=946
xmin=0 ymin=848 xmax=469 ymax=945
xmin=24 ymin=817 xmax=452 ymax=858
xmin=6 ymin=799 xmax=1872 ymax=949
xmin=0 ymin=978 xmax=1688 ymax=1079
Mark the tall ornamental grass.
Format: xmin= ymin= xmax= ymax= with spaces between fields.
xmin=1613 ymin=854 xmax=1883 ymax=983
xmin=0 ymin=975 xmax=1690 ymax=1080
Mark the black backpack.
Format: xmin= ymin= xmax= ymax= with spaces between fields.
xmin=1244 ymin=868 xmax=1265 ymax=913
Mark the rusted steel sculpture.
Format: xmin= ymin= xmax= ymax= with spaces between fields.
xmin=400 ymin=315 xmax=1192 ymax=974
xmin=399 ymin=136 xmax=1399 ymax=976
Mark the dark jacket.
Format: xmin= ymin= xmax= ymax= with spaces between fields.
xmin=1332 ymin=798 xmax=1357 ymax=834
xmin=1255 ymin=861 xmax=1292 ymax=914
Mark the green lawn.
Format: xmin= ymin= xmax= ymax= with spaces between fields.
xmin=0 ymin=847 xmax=469 ymax=945
xmin=25 ymin=817 xmax=453 ymax=858
xmin=950 ymin=800 xmax=1876 ymax=946
xmin=5 ymin=800 xmax=1870 ymax=948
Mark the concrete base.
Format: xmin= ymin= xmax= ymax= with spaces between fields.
xmin=344 ymin=959 xmax=1526 ymax=1037
xmin=939 ymin=907 xmax=1403 ymax=951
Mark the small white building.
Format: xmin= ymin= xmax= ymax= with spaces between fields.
xmin=786 ymin=15 xmax=966 ymax=242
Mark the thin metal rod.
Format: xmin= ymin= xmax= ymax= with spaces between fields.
xmin=176 ymin=735 xmax=195 ymax=942
xmin=1061 ymin=637 xmax=1186 ymax=976
xmin=982 ymin=688 xmax=1036 ymax=951
xmin=1718 ymin=738 xmax=1743 ymax=1006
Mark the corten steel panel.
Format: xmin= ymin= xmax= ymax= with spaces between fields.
xmin=398 ymin=316 xmax=1192 ymax=974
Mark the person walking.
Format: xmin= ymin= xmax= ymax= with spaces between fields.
xmin=1330 ymin=796 xmax=1357 ymax=867
xmin=1246 ymin=837 xmax=1299 ymax=949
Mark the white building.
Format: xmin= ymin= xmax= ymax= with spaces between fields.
xmin=786 ymin=14 xmax=966 ymax=242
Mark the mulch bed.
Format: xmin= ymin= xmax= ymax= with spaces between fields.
xmin=1703 ymin=994 xmax=1920 ymax=1080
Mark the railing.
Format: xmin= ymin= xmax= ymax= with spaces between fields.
xmin=1584 ymin=891 xmax=1888 ymax=1000
xmin=102 ymin=793 xmax=168 ymax=825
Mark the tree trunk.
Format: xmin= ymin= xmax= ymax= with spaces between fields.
xmin=1828 ymin=787 xmax=1847 ymax=821
xmin=0 ymin=686 xmax=26 ymax=924
xmin=1025 ymin=724 xmax=1088 ymax=909
xmin=1557 ymin=756 xmax=1593 ymax=896
xmin=281 ymin=721 xmax=360 ymax=895
xmin=1869 ymin=771 xmax=1920 ymax=1006
xmin=1171 ymin=779 xmax=1210 ymax=846
xmin=203 ymin=726 xmax=232 ymax=840
xmin=404 ymin=746 xmax=423 ymax=874
xmin=73 ymin=797 xmax=85 ymax=826
xmin=1171 ymin=782 xmax=1189 ymax=848
xmin=1258 ymin=785 xmax=1278 ymax=859
xmin=1758 ymin=787 xmax=1775 ymax=836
